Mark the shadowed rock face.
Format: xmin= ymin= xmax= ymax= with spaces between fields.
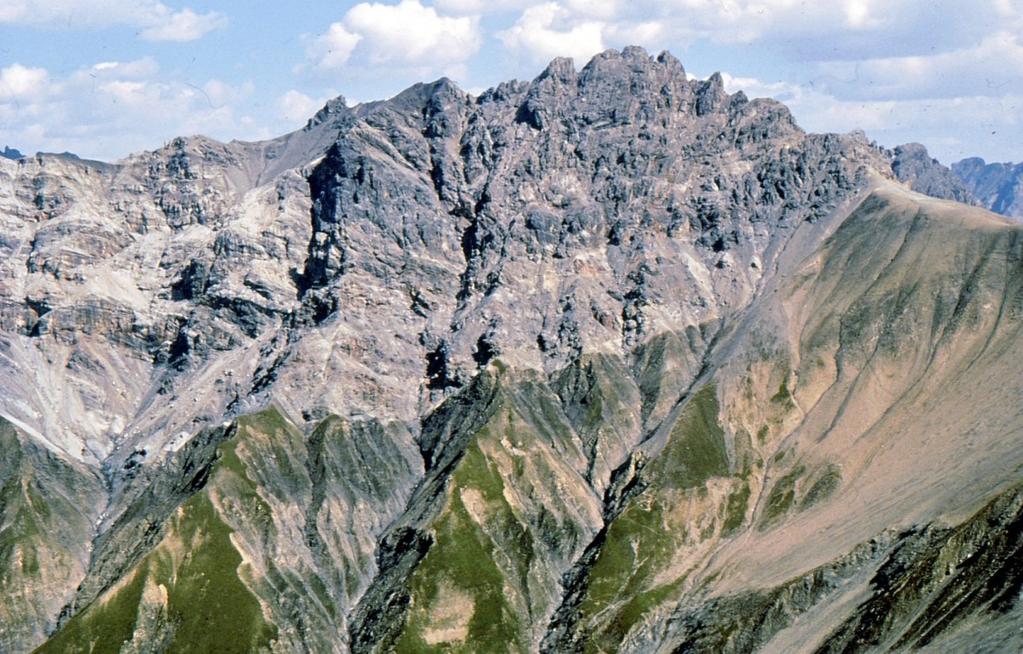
xmin=954 ymin=156 xmax=1023 ymax=220
xmin=1 ymin=47 xmax=1022 ymax=653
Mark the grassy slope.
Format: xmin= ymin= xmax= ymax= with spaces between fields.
xmin=33 ymin=411 xmax=287 ymax=654
xmin=388 ymin=374 xmax=601 ymax=653
xmin=568 ymin=385 xmax=735 ymax=652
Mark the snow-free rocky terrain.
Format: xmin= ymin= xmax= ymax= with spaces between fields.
xmin=1 ymin=47 xmax=1021 ymax=653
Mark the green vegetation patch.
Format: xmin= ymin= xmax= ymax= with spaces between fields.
xmin=722 ymin=482 xmax=751 ymax=536
xmin=760 ymin=465 xmax=806 ymax=529
xmin=34 ymin=568 xmax=149 ymax=654
xmin=568 ymin=385 xmax=730 ymax=651
xmin=161 ymin=492 xmax=276 ymax=653
xmin=36 ymin=489 xmax=275 ymax=654
xmin=647 ymin=385 xmax=729 ymax=490
xmin=583 ymin=498 xmax=676 ymax=603
xmin=0 ymin=477 xmax=43 ymax=583
xmin=800 ymin=465 xmax=842 ymax=509
xmin=395 ymin=438 xmax=529 ymax=654
xmin=770 ymin=379 xmax=792 ymax=405
xmin=575 ymin=496 xmax=688 ymax=653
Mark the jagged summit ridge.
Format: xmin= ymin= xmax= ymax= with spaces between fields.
xmin=0 ymin=46 xmax=888 ymax=467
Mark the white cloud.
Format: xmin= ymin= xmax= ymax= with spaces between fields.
xmin=432 ymin=0 xmax=533 ymax=14
xmin=497 ymin=2 xmax=606 ymax=65
xmin=0 ymin=1 xmax=226 ymax=41
xmin=307 ymin=23 xmax=363 ymax=69
xmin=344 ymin=0 xmax=480 ymax=65
xmin=657 ymin=0 xmax=900 ymax=41
xmin=0 ymin=59 xmax=254 ymax=161
xmin=489 ymin=0 xmax=1019 ymax=64
xmin=139 ymin=8 xmax=227 ymax=42
xmin=563 ymin=0 xmax=621 ymax=19
xmin=816 ymin=31 xmax=1023 ymax=100
xmin=604 ymin=19 xmax=664 ymax=46
xmin=277 ymin=90 xmax=328 ymax=124
xmin=0 ymin=64 xmax=50 ymax=101
xmin=87 ymin=59 xmax=160 ymax=78
xmin=307 ymin=0 xmax=481 ymax=71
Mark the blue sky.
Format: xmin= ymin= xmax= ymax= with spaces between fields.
xmin=0 ymin=0 xmax=1020 ymax=164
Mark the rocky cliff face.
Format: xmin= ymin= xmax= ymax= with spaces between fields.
xmin=2 ymin=47 xmax=1022 ymax=653
xmin=953 ymin=156 xmax=1023 ymax=219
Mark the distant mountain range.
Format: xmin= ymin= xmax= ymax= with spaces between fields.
xmin=953 ymin=157 xmax=1023 ymax=219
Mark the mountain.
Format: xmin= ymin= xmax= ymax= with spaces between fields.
xmin=1 ymin=146 xmax=25 ymax=160
xmin=1 ymin=47 xmax=1022 ymax=653
xmin=889 ymin=142 xmax=977 ymax=206
xmin=953 ymin=157 xmax=1023 ymax=219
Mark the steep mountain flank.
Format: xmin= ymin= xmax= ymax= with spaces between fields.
xmin=543 ymin=184 xmax=1023 ymax=653
xmin=0 ymin=47 xmax=891 ymax=471
xmin=0 ymin=48 xmax=1021 ymax=653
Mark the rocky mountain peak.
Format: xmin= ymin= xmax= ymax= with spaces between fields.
xmin=0 ymin=48 xmax=903 ymax=467
xmin=520 ymin=46 xmax=730 ymax=130
xmin=305 ymin=95 xmax=352 ymax=130
xmin=890 ymin=141 xmax=977 ymax=205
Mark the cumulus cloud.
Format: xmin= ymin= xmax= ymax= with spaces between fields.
xmin=433 ymin=0 xmax=534 ymax=13
xmin=276 ymin=90 xmax=332 ymax=125
xmin=307 ymin=23 xmax=363 ymax=69
xmin=0 ymin=64 xmax=50 ymax=101
xmin=562 ymin=0 xmax=622 ymax=19
xmin=0 ymin=0 xmax=226 ymax=41
xmin=307 ymin=0 xmax=481 ymax=71
xmin=658 ymin=0 xmax=886 ymax=39
xmin=815 ymin=31 xmax=1023 ymax=100
xmin=497 ymin=2 xmax=606 ymax=65
xmin=0 ymin=58 xmax=254 ymax=161
xmin=491 ymin=0 xmax=1020 ymax=63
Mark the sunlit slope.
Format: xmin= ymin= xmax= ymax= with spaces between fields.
xmin=544 ymin=183 xmax=1023 ymax=652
